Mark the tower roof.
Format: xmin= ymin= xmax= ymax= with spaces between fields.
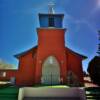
xmin=39 ymin=13 xmax=64 ymax=16
xmin=38 ymin=2 xmax=64 ymax=28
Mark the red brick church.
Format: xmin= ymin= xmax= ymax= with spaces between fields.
xmin=0 ymin=4 xmax=87 ymax=86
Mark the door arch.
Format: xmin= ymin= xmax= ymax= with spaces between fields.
xmin=41 ymin=56 xmax=60 ymax=85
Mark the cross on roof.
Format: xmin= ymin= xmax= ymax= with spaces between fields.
xmin=48 ymin=2 xmax=55 ymax=14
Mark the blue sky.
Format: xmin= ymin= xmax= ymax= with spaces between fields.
xmin=0 ymin=0 xmax=100 ymax=72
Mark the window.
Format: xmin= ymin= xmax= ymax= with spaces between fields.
xmin=0 ymin=72 xmax=6 ymax=77
xmin=48 ymin=17 xmax=55 ymax=27
xmin=67 ymin=71 xmax=80 ymax=86
xmin=10 ymin=77 xmax=16 ymax=85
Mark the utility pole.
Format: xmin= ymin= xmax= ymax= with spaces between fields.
xmin=97 ymin=30 xmax=100 ymax=57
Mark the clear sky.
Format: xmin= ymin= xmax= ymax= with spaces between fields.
xmin=0 ymin=0 xmax=100 ymax=72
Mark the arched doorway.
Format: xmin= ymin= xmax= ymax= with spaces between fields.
xmin=41 ymin=56 xmax=60 ymax=85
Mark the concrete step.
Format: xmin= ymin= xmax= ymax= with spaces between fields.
xmin=23 ymin=97 xmax=81 ymax=100
xmin=18 ymin=87 xmax=86 ymax=100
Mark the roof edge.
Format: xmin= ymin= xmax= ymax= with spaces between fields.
xmin=65 ymin=47 xmax=87 ymax=60
xmin=14 ymin=45 xmax=37 ymax=59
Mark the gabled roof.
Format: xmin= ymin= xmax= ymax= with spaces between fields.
xmin=65 ymin=47 xmax=87 ymax=59
xmin=14 ymin=46 xmax=37 ymax=59
xmin=14 ymin=45 xmax=87 ymax=59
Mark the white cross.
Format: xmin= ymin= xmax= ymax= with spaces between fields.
xmin=48 ymin=2 xmax=55 ymax=14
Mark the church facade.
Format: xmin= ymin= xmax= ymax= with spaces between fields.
xmin=0 ymin=6 xmax=87 ymax=86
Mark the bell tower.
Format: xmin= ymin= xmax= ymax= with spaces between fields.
xmin=35 ymin=2 xmax=67 ymax=84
